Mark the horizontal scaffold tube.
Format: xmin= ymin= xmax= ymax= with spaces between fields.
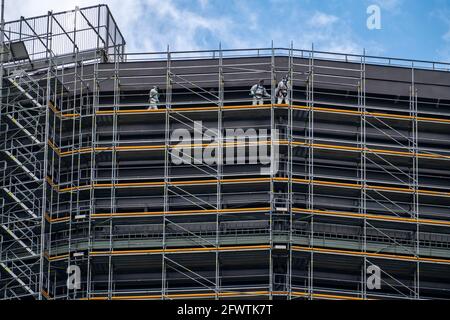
xmin=292 ymin=208 xmax=450 ymax=227
xmin=91 ymin=207 xmax=271 ymax=219
xmin=78 ymin=290 xmax=366 ymax=300
xmin=94 ymin=103 xmax=450 ymax=126
xmin=292 ymin=246 xmax=450 ymax=265
xmin=48 ymin=138 xmax=450 ymax=161
xmin=45 ymin=207 xmax=450 ymax=226
xmin=46 ymin=206 xmax=450 ymax=229
xmin=45 ymin=176 xmax=450 ymax=199
xmin=47 ymin=245 xmax=271 ymax=261
xmin=46 ymin=244 xmax=450 ymax=265
xmin=45 ymin=207 xmax=271 ymax=223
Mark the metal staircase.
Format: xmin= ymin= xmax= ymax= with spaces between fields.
xmin=0 ymin=69 xmax=46 ymax=299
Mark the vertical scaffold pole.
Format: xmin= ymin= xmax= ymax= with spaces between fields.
xmin=67 ymin=8 xmax=81 ymax=299
xmin=307 ymin=43 xmax=315 ymax=300
xmin=162 ymin=45 xmax=172 ymax=299
xmin=107 ymin=49 xmax=120 ymax=299
xmin=87 ymin=49 xmax=100 ymax=300
xmin=411 ymin=62 xmax=420 ymax=299
xmin=288 ymin=41 xmax=294 ymax=299
xmin=215 ymin=43 xmax=224 ymax=299
xmin=361 ymin=49 xmax=368 ymax=300
xmin=39 ymin=9 xmax=53 ymax=301
xmin=269 ymin=41 xmax=275 ymax=299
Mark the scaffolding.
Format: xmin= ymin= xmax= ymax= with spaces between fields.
xmin=0 ymin=4 xmax=124 ymax=299
xmin=2 ymin=5 xmax=450 ymax=300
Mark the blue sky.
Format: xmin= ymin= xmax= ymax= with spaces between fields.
xmin=7 ymin=0 xmax=450 ymax=62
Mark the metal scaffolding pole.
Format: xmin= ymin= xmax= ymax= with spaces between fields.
xmin=269 ymin=41 xmax=275 ymax=299
xmin=215 ymin=43 xmax=224 ymax=299
xmin=307 ymin=44 xmax=315 ymax=300
xmin=411 ymin=62 xmax=420 ymax=299
xmin=288 ymin=41 xmax=294 ymax=299
xmin=360 ymin=49 xmax=368 ymax=300
xmin=87 ymin=49 xmax=100 ymax=299
xmin=162 ymin=45 xmax=172 ymax=299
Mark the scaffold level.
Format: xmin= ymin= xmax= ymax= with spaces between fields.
xmin=1 ymin=4 xmax=450 ymax=300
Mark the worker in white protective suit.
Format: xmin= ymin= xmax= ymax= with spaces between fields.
xmin=275 ymin=76 xmax=290 ymax=105
xmin=148 ymin=86 xmax=160 ymax=110
xmin=250 ymin=80 xmax=271 ymax=106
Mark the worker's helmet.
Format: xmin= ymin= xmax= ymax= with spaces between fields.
xmin=153 ymin=86 xmax=159 ymax=91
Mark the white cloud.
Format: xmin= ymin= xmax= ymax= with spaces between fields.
xmin=308 ymin=11 xmax=338 ymax=28
xmin=4 ymin=0 xmax=144 ymax=47
xmin=3 ymin=0 xmax=383 ymax=57
xmin=372 ymin=0 xmax=403 ymax=12
xmin=5 ymin=0 xmax=111 ymax=21
xmin=3 ymin=0 xmax=234 ymax=52
xmin=132 ymin=0 xmax=234 ymax=52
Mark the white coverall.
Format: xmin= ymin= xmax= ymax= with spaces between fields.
xmin=148 ymin=87 xmax=160 ymax=110
xmin=276 ymin=79 xmax=290 ymax=104
xmin=250 ymin=84 xmax=270 ymax=105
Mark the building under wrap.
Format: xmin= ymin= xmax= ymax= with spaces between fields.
xmin=1 ymin=4 xmax=450 ymax=300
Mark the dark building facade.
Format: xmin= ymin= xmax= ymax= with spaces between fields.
xmin=1 ymin=5 xmax=450 ymax=300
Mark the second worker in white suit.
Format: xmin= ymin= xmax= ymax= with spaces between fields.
xmin=148 ymin=86 xmax=160 ymax=110
xmin=250 ymin=80 xmax=271 ymax=106
xmin=275 ymin=76 xmax=290 ymax=104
